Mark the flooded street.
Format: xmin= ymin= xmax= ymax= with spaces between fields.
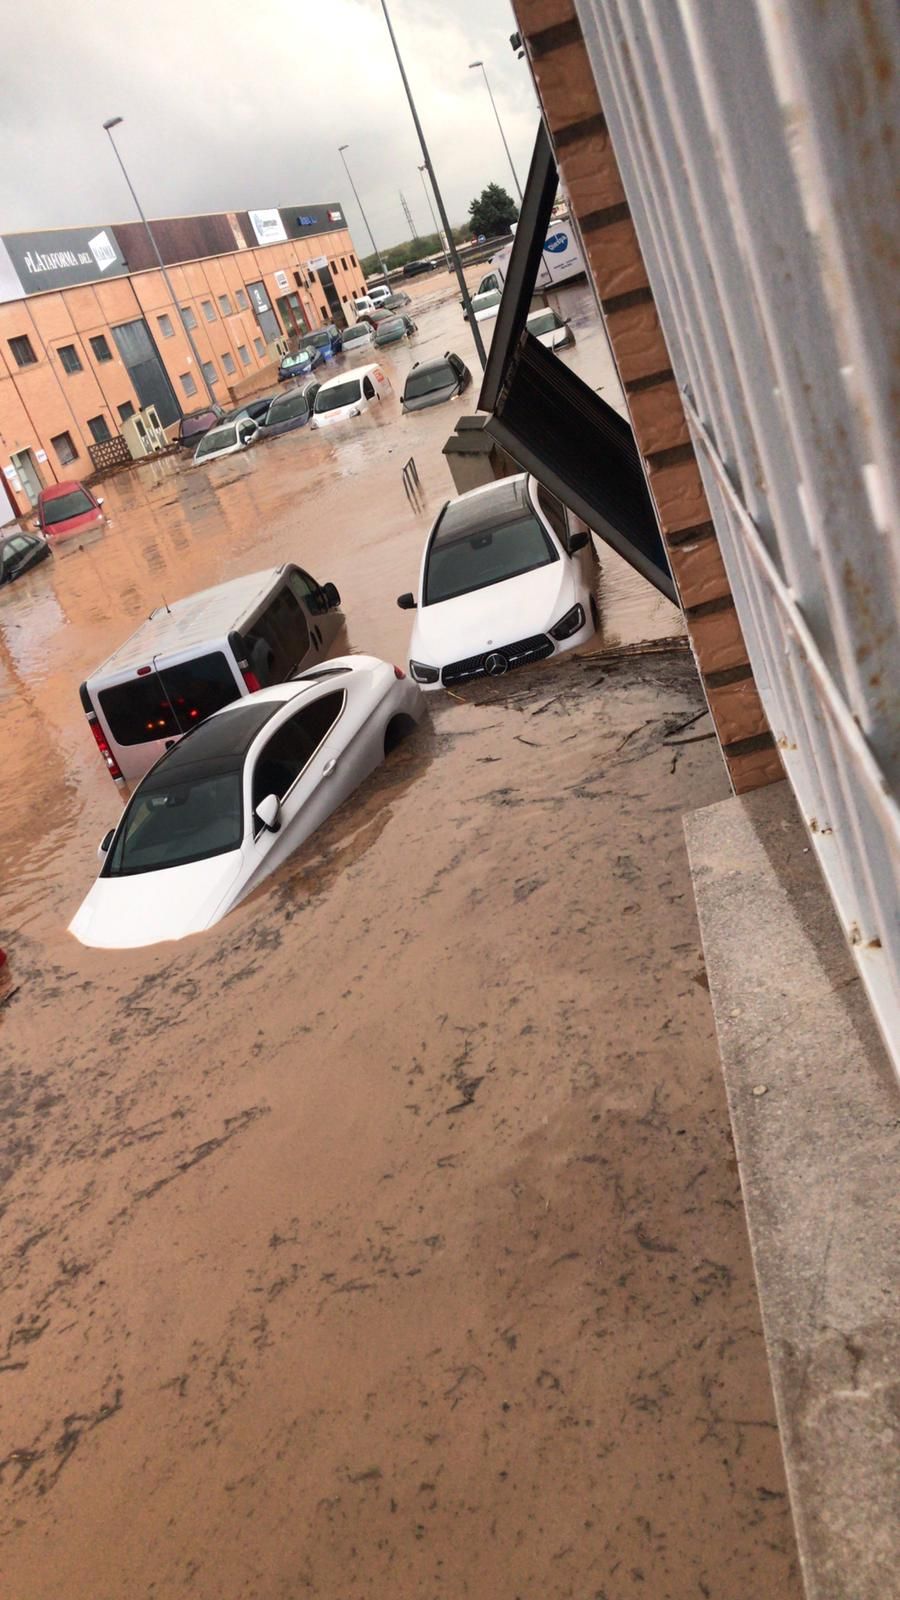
xmin=0 ymin=277 xmax=796 ymax=1599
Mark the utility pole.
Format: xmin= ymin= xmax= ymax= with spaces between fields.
xmin=399 ymin=190 xmax=419 ymax=243
xmin=379 ymin=0 xmax=486 ymax=369
xmin=338 ymin=144 xmax=389 ymax=281
xmin=419 ymin=165 xmax=451 ymax=271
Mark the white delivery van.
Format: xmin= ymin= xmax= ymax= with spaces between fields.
xmin=473 ymin=215 xmax=585 ymax=299
xmin=312 ymin=364 xmax=392 ymax=428
xmin=367 ymin=284 xmax=391 ymax=303
xmin=80 ymin=565 xmax=344 ymax=788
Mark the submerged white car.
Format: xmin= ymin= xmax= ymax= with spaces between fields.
xmin=70 ymin=657 xmax=424 ymax=949
xmin=193 ymin=416 xmax=260 ymax=464
xmin=397 ymin=474 xmax=598 ymax=690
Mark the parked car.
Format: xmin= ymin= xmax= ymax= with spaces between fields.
xmin=34 ymin=481 xmax=106 ymax=541
xmin=0 ymin=529 xmax=50 ymax=587
xmin=304 ymin=325 xmax=343 ymax=360
xmin=367 ymin=284 xmax=392 ymax=303
xmin=353 ymin=295 xmax=383 ymax=320
xmin=79 ymin=564 xmax=344 ymax=787
xmin=177 ymin=404 xmax=226 ymax=450
xmin=257 ymin=383 xmax=318 ymax=439
xmin=341 ymin=320 xmax=376 ymax=354
xmin=312 ymin=364 xmax=392 ymax=429
xmin=278 ymin=348 xmax=323 ymax=381
xmin=193 ymin=416 xmax=260 ymax=464
xmin=382 ymin=291 xmax=411 ymax=309
xmin=70 ymin=656 xmax=424 ymax=949
xmin=526 ymin=307 xmax=575 ymax=350
xmin=401 ymin=354 xmax=471 ymax=413
xmin=374 ymin=314 xmax=418 ymax=347
xmin=403 ymin=259 xmax=437 ymax=278
xmin=467 ymin=289 xmax=502 ymax=324
xmin=396 ymin=473 xmax=598 ymax=689
xmin=226 ymin=397 xmax=275 ymax=425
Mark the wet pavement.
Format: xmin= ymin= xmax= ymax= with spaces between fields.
xmin=0 ymin=275 xmax=795 ymax=1599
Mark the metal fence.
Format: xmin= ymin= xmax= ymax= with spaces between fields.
xmin=573 ymin=0 xmax=899 ymax=1073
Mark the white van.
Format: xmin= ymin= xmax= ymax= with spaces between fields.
xmin=473 ymin=216 xmax=585 ymax=299
xmin=312 ymin=364 xmax=392 ymax=429
xmin=79 ymin=565 xmax=344 ymax=788
xmin=367 ymin=284 xmax=391 ymax=303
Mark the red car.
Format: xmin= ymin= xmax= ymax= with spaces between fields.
xmin=35 ymin=480 xmax=106 ymax=541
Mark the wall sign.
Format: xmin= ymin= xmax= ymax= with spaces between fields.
xmin=2 ymin=226 xmax=128 ymax=295
xmin=248 ymin=209 xmax=287 ymax=246
xmin=273 ymin=270 xmax=290 ymax=291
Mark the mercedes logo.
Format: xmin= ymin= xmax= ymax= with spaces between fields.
xmin=483 ymin=651 xmax=509 ymax=677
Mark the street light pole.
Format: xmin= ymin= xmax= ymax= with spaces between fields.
xmin=418 ymin=165 xmax=451 ymax=272
xmin=379 ymin=0 xmax=486 ymax=369
xmin=338 ymin=145 xmax=388 ymax=282
xmin=469 ymin=61 xmax=523 ymax=203
xmin=102 ymin=116 xmax=215 ymax=406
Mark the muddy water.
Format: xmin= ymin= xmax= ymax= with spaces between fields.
xmin=0 ymin=279 xmax=795 ymax=1600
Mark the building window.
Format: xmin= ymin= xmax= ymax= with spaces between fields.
xmin=253 ymin=337 xmax=265 ymax=358
xmin=8 ymin=335 xmax=37 ymax=367
xmin=180 ymin=371 xmax=198 ymax=397
xmin=237 ymin=344 xmax=250 ymax=366
xmin=202 ymin=300 xmax=217 ymax=322
xmin=340 ymin=257 xmax=347 ymax=271
xmin=342 ymin=294 xmax=349 ymax=303
xmin=87 ymin=415 xmax=112 ymax=444
xmin=58 ymin=343 xmax=83 ymax=374
xmin=222 ymin=351 xmax=236 ymax=375
xmin=158 ymin=313 xmax=174 ymax=338
xmin=236 ymin=288 xmax=248 ymax=310
xmin=181 ymin=306 xmax=197 ymax=330
xmin=89 ymin=334 xmax=112 ymax=363
xmin=118 ymin=401 xmax=136 ymax=422
xmin=350 ymin=255 xmax=357 ymax=268
xmin=218 ymin=294 xmax=232 ymax=317
xmin=51 ymin=431 xmax=77 ymax=465
xmin=202 ymin=360 xmax=218 ymax=387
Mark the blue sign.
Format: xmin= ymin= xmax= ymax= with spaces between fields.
xmin=297 ymin=215 xmax=316 ymax=227
xmin=544 ymin=231 xmax=569 ymax=253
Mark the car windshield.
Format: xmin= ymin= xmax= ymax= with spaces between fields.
xmin=424 ymin=510 xmax=557 ymax=605
xmin=282 ymin=352 xmax=308 ymax=367
xmin=42 ymin=490 xmax=94 ymax=524
xmin=195 ymin=425 xmax=238 ymax=457
xmin=315 ymin=380 xmax=362 ymax=413
xmin=405 ymin=364 xmax=456 ymax=398
xmin=528 ymin=310 xmax=558 ymax=336
xmin=269 ymin=392 xmax=310 ymax=422
xmin=105 ymin=761 xmax=244 ymax=876
xmin=474 ymin=292 xmax=501 ymax=311
xmin=307 ymin=330 xmax=329 ymax=347
xmin=181 ymin=413 xmax=217 ymax=439
xmin=377 ymin=318 xmax=405 ymax=336
xmin=344 ymin=324 xmax=370 ymax=340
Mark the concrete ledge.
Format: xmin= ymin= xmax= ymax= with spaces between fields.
xmin=684 ymin=784 xmax=900 ymax=1600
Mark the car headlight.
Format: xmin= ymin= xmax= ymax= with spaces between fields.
xmin=550 ymin=603 xmax=585 ymax=641
xmin=409 ymin=660 xmax=439 ymax=684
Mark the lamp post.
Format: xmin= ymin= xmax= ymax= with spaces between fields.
xmin=418 ymin=165 xmax=451 ymax=272
xmin=468 ymin=60 xmax=523 ymax=203
xmin=338 ymin=144 xmax=388 ymax=282
xmin=102 ymin=116 xmax=215 ymax=405
xmin=379 ymin=0 xmax=486 ymax=369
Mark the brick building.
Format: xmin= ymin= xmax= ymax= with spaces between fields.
xmin=0 ymin=203 xmax=366 ymax=520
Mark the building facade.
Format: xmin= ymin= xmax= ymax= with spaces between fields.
xmin=0 ymin=203 xmax=366 ymax=518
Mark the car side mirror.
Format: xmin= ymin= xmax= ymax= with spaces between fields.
xmin=96 ymin=496 xmax=105 ymax=506
xmin=240 ymin=424 xmax=256 ymax=443
xmin=569 ymin=530 xmax=590 ymax=553
xmin=321 ymin=581 xmax=341 ymax=609
xmin=255 ymin=793 xmax=281 ymax=833
xmin=396 ymin=592 xmax=417 ymax=610
xmin=98 ymin=828 xmax=115 ymax=862
xmin=31 ymin=520 xmax=40 ymax=532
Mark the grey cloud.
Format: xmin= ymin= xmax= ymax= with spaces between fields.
xmin=2 ymin=0 xmax=537 ymax=253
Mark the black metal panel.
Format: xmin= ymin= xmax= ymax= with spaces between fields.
xmin=111 ymin=318 xmax=181 ymax=428
xmin=478 ymin=124 xmax=674 ymax=602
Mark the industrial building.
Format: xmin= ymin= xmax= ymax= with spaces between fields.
xmin=0 ymin=203 xmax=366 ymax=520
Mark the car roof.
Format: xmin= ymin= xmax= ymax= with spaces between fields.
xmin=431 ymin=475 xmax=531 ymax=547
xmin=39 ymin=480 xmax=86 ymax=502
xmin=142 ymin=698 xmax=283 ymax=790
xmin=317 ymin=364 xmax=379 ymax=392
xmin=88 ymin=568 xmax=288 ymax=678
xmin=406 ymin=356 xmax=456 ymax=378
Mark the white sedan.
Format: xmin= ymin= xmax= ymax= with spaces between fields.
xmin=70 ymin=657 xmax=424 ymax=949
xmin=396 ymin=474 xmax=598 ymax=690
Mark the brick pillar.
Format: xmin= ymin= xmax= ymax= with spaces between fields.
xmin=512 ymin=0 xmax=784 ymax=796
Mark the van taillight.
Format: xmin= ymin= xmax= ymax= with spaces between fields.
xmin=238 ymin=663 xmax=261 ymax=693
xmin=87 ymin=716 xmax=123 ymax=782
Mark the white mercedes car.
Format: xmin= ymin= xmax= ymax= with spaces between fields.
xmin=70 ymin=657 xmax=424 ymax=949
xmin=396 ymin=475 xmax=598 ymax=690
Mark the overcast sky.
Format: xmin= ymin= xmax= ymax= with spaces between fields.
xmin=2 ymin=0 xmax=538 ymax=251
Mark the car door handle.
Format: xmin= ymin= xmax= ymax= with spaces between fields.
xmin=322 ymin=758 xmax=338 ymax=777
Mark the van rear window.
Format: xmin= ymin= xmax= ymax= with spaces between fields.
xmin=98 ymin=652 xmax=240 ymax=745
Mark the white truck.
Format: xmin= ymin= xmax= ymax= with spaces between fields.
xmin=473 ymin=215 xmax=585 ymax=299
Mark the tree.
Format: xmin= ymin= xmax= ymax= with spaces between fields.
xmin=468 ymin=183 xmax=519 ymax=239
